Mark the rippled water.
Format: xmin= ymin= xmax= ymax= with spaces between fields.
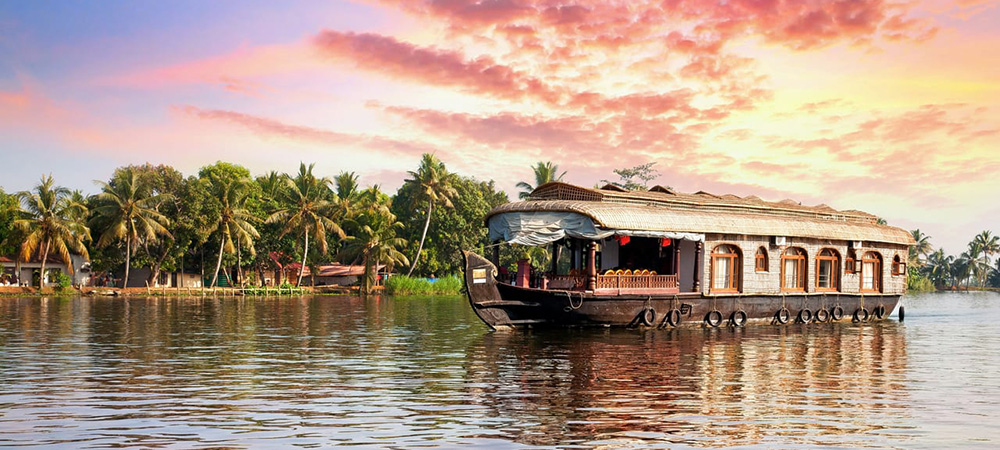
xmin=0 ymin=292 xmax=997 ymax=449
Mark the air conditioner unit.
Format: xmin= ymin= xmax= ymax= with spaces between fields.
xmin=771 ymin=236 xmax=788 ymax=246
xmin=850 ymin=240 xmax=863 ymax=249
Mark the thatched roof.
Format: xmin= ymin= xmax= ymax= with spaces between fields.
xmin=486 ymin=182 xmax=914 ymax=246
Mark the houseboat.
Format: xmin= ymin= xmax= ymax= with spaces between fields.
xmin=462 ymin=182 xmax=914 ymax=329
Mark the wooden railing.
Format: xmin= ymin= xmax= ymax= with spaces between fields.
xmin=596 ymin=274 xmax=678 ymax=290
xmin=545 ymin=273 xmax=679 ymax=291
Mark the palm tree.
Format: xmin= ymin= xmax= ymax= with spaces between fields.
xmin=339 ymin=205 xmax=408 ymax=294
xmin=403 ymin=154 xmax=458 ymax=276
xmin=909 ymin=229 xmax=932 ymax=268
xmin=14 ymin=175 xmax=90 ymax=288
xmin=204 ymin=174 xmax=260 ymax=287
xmin=90 ymin=169 xmax=169 ymax=288
xmin=267 ymin=163 xmax=344 ymax=286
xmin=516 ymin=161 xmax=566 ymax=199
xmin=972 ymin=231 xmax=1000 ymax=286
xmin=925 ymin=248 xmax=952 ymax=289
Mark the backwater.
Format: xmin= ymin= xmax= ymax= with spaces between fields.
xmin=0 ymin=291 xmax=997 ymax=449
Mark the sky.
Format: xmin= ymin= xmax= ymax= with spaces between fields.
xmin=1 ymin=0 xmax=998 ymax=255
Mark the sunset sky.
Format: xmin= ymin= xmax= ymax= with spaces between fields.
xmin=1 ymin=0 xmax=998 ymax=254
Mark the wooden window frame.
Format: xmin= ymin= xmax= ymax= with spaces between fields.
xmin=710 ymin=245 xmax=741 ymax=293
xmin=755 ymin=247 xmax=768 ymax=272
xmin=891 ymin=255 xmax=906 ymax=276
xmin=780 ymin=247 xmax=807 ymax=292
xmin=860 ymin=251 xmax=883 ymax=293
xmin=815 ymin=248 xmax=840 ymax=292
xmin=845 ymin=249 xmax=857 ymax=274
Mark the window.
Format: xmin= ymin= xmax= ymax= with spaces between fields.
xmin=891 ymin=255 xmax=906 ymax=276
xmin=816 ymin=248 xmax=840 ymax=292
xmin=781 ymin=247 xmax=807 ymax=291
xmin=755 ymin=247 xmax=768 ymax=272
xmin=711 ymin=244 xmax=741 ymax=292
xmin=861 ymin=251 xmax=883 ymax=292
xmin=845 ymin=249 xmax=857 ymax=274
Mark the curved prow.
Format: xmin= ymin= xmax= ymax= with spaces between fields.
xmin=462 ymin=250 xmax=509 ymax=330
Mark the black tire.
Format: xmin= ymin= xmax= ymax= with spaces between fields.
xmin=815 ymin=308 xmax=830 ymax=323
xmin=798 ymin=309 xmax=813 ymax=323
xmin=831 ymin=305 xmax=844 ymax=321
xmin=874 ymin=305 xmax=886 ymax=319
xmin=775 ymin=307 xmax=790 ymax=325
xmin=667 ymin=309 xmax=682 ymax=327
xmin=705 ymin=310 xmax=723 ymax=328
xmin=640 ymin=308 xmax=656 ymax=327
xmin=730 ymin=310 xmax=748 ymax=327
xmin=853 ymin=307 xmax=869 ymax=323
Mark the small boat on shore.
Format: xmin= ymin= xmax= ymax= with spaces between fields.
xmin=462 ymin=182 xmax=913 ymax=329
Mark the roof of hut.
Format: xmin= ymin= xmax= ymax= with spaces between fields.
xmin=486 ymin=182 xmax=914 ymax=246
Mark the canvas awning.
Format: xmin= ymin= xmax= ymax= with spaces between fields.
xmin=488 ymin=211 xmax=704 ymax=246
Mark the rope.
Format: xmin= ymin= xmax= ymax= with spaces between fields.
xmin=564 ymin=291 xmax=584 ymax=311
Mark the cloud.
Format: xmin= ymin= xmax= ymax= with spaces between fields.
xmin=176 ymin=105 xmax=440 ymax=158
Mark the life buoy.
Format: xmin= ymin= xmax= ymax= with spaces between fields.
xmin=640 ymin=308 xmax=656 ymax=326
xmin=853 ymin=307 xmax=869 ymax=323
xmin=797 ymin=309 xmax=813 ymax=323
xmin=667 ymin=309 xmax=682 ymax=327
xmin=730 ymin=310 xmax=747 ymax=327
xmin=831 ymin=305 xmax=844 ymax=321
xmin=705 ymin=310 xmax=723 ymax=327
xmin=815 ymin=308 xmax=830 ymax=323
xmin=775 ymin=307 xmax=790 ymax=325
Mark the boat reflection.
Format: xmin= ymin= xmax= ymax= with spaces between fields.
xmin=464 ymin=323 xmax=910 ymax=447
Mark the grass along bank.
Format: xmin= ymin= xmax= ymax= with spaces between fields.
xmin=385 ymin=275 xmax=462 ymax=296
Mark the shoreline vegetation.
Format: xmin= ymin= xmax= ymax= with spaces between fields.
xmin=0 ymin=157 xmax=601 ymax=297
xmin=1 ymin=157 xmax=993 ymax=298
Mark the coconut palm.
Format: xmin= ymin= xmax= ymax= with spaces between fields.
xmin=909 ymin=229 xmax=932 ymax=268
xmin=403 ymin=154 xmax=458 ymax=276
xmin=925 ymin=248 xmax=953 ymax=289
xmin=90 ymin=169 xmax=169 ymax=288
xmin=14 ymin=175 xmax=90 ymax=288
xmin=517 ymin=161 xmax=566 ymax=199
xmin=339 ymin=205 xmax=408 ymax=294
xmin=204 ymin=174 xmax=260 ymax=287
xmin=266 ymin=163 xmax=344 ymax=286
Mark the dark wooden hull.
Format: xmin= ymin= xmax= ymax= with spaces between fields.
xmin=463 ymin=251 xmax=900 ymax=330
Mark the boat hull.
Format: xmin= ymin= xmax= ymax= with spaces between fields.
xmin=462 ymin=251 xmax=900 ymax=330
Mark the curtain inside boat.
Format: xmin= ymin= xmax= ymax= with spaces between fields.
xmin=488 ymin=211 xmax=704 ymax=246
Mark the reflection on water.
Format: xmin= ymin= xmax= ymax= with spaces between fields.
xmin=0 ymin=292 xmax=997 ymax=448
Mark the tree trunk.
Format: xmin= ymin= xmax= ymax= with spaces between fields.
xmin=297 ymin=230 xmax=309 ymax=287
xmin=123 ymin=240 xmax=131 ymax=289
xmin=407 ymin=200 xmax=433 ymax=276
xmin=147 ymin=244 xmax=171 ymax=287
xmin=38 ymin=239 xmax=50 ymax=289
xmin=210 ymin=236 xmax=225 ymax=288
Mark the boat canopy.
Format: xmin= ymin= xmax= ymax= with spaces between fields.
xmin=488 ymin=211 xmax=704 ymax=246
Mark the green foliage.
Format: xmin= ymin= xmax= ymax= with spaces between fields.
xmin=385 ymin=275 xmax=462 ymax=296
xmin=601 ymin=162 xmax=661 ymax=191
xmin=907 ymin=266 xmax=935 ymax=292
xmin=516 ymin=161 xmax=566 ymax=199
xmin=54 ymin=271 xmax=72 ymax=291
xmin=400 ymin=153 xmax=459 ymax=276
xmin=14 ymin=175 xmax=90 ymax=288
xmin=339 ymin=203 xmax=408 ymax=295
xmin=0 ymin=188 xmax=20 ymax=256
xmin=393 ymin=172 xmax=508 ymax=277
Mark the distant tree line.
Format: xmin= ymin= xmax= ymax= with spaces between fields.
xmin=0 ymin=155 xmax=512 ymax=293
xmin=907 ymin=229 xmax=1000 ymax=291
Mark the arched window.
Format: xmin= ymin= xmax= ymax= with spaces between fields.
xmin=861 ymin=251 xmax=883 ymax=292
xmin=755 ymin=247 xmax=768 ymax=272
xmin=816 ymin=248 xmax=840 ymax=291
xmin=891 ymin=254 xmax=906 ymax=276
xmin=781 ymin=247 xmax=807 ymax=291
xmin=711 ymin=244 xmax=741 ymax=292
xmin=845 ymin=248 xmax=857 ymax=274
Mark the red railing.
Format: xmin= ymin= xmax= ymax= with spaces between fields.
xmin=596 ymin=274 xmax=678 ymax=290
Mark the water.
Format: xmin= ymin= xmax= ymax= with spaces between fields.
xmin=0 ymin=292 xmax=997 ymax=449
